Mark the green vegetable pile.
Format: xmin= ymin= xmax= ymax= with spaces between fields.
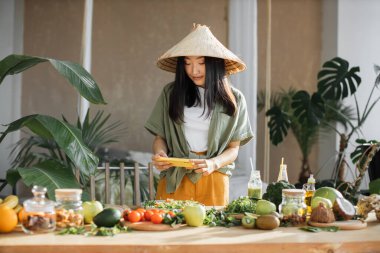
xmin=263 ymin=180 xmax=295 ymax=210
xmin=225 ymin=196 xmax=257 ymax=214
xmin=144 ymin=199 xmax=199 ymax=210
xmin=203 ymin=208 xmax=240 ymax=228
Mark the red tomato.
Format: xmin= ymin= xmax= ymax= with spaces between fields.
xmin=122 ymin=209 xmax=131 ymax=221
xmin=168 ymin=211 xmax=176 ymax=218
xmin=136 ymin=208 xmax=146 ymax=213
xmin=128 ymin=210 xmax=142 ymax=223
xmin=151 ymin=213 xmax=163 ymax=224
xmin=144 ymin=210 xmax=154 ymax=221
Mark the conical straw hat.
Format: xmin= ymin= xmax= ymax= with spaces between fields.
xmin=157 ymin=24 xmax=246 ymax=75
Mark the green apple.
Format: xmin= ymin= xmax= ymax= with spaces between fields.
xmin=82 ymin=200 xmax=103 ymax=224
xmin=311 ymin=196 xmax=332 ymax=209
xmin=183 ymin=204 xmax=206 ymax=227
xmin=256 ymin=200 xmax=276 ymax=215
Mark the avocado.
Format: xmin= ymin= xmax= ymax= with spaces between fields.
xmin=93 ymin=208 xmax=121 ymax=227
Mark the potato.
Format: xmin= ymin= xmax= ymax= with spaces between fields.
xmin=256 ymin=215 xmax=280 ymax=230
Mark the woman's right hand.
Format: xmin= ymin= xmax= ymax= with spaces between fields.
xmin=152 ymin=151 xmax=172 ymax=171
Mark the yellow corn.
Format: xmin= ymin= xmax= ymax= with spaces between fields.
xmin=0 ymin=195 xmax=19 ymax=209
xmin=13 ymin=204 xmax=22 ymax=214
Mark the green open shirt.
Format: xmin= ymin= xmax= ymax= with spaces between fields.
xmin=145 ymin=83 xmax=254 ymax=194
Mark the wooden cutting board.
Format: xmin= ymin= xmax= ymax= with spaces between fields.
xmin=124 ymin=221 xmax=186 ymax=231
xmin=308 ymin=220 xmax=367 ymax=230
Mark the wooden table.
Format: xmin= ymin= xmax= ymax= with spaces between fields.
xmin=1 ymin=213 xmax=379 ymax=253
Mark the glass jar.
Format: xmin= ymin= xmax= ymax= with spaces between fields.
xmin=22 ymin=185 xmax=56 ymax=234
xmin=279 ymin=189 xmax=307 ymax=226
xmin=55 ymin=189 xmax=84 ymax=229
xmin=247 ymin=170 xmax=262 ymax=199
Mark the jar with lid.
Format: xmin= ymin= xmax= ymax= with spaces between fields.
xmin=22 ymin=185 xmax=56 ymax=234
xmin=279 ymin=189 xmax=307 ymax=226
xmin=247 ymin=170 xmax=262 ymax=199
xmin=55 ymin=189 xmax=84 ymax=229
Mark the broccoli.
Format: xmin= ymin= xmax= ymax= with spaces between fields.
xmin=263 ymin=180 xmax=295 ymax=210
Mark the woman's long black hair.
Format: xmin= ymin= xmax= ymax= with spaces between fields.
xmin=169 ymin=56 xmax=237 ymax=123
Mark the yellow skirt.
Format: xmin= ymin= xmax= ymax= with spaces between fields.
xmin=156 ymin=171 xmax=229 ymax=206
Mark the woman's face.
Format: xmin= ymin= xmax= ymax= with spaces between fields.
xmin=184 ymin=56 xmax=206 ymax=87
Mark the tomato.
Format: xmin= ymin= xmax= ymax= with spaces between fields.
xmin=135 ymin=208 xmax=146 ymax=221
xmin=122 ymin=209 xmax=131 ymax=221
xmin=128 ymin=210 xmax=141 ymax=223
xmin=168 ymin=211 xmax=176 ymax=218
xmin=151 ymin=213 xmax=163 ymax=224
xmin=144 ymin=210 xmax=154 ymax=221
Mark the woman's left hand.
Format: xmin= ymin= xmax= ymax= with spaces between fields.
xmin=190 ymin=159 xmax=218 ymax=176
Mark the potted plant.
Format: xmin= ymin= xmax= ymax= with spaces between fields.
xmin=264 ymin=57 xmax=380 ymax=187
xmin=0 ymin=54 xmax=105 ymax=199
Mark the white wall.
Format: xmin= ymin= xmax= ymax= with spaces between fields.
xmin=0 ymin=0 xmax=23 ymax=195
xmin=319 ymin=0 xmax=380 ymax=186
xmin=228 ymin=0 xmax=258 ymax=199
xmin=337 ymin=0 xmax=380 ymax=185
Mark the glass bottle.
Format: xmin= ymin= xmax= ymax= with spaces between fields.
xmin=55 ymin=189 xmax=84 ymax=229
xmin=277 ymin=158 xmax=288 ymax=182
xmin=279 ymin=189 xmax=307 ymax=226
xmin=303 ymin=174 xmax=316 ymax=215
xmin=22 ymin=185 xmax=56 ymax=234
xmin=247 ymin=170 xmax=262 ymax=199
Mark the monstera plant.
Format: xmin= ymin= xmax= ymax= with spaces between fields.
xmin=265 ymin=57 xmax=380 ymax=185
xmin=0 ymin=54 xmax=106 ymax=199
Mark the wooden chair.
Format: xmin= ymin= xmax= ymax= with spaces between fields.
xmin=86 ymin=162 xmax=155 ymax=207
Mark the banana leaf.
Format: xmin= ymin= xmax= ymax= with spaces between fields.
xmin=0 ymin=114 xmax=98 ymax=177
xmin=18 ymin=160 xmax=80 ymax=200
xmin=0 ymin=54 xmax=106 ymax=104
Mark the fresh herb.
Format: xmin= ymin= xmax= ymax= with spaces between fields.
xmin=162 ymin=212 xmax=185 ymax=227
xmin=225 ymin=196 xmax=257 ymax=214
xmin=299 ymin=226 xmax=339 ymax=233
xmin=57 ymin=226 xmax=87 ymax=235
xmin=144 ymin=199 xmax=199 ymax=210
xmin=204 ymin=208 xmax=240 ymax=228
xmin=85 ymin=223 xmax=130 ymax=236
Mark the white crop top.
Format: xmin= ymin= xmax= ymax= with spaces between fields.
xmin=183 ymin=87 xmax=211 ymax=152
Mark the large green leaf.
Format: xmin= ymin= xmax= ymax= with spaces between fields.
xmin=266 ymin=106 xmax=291 ymax=145
xmin=18 ymin=160 xmax=80 ymax=200
xmin=291 ymin=91 xmax=325 ymax=125
xmin=0 ymin=114 xmax=98 ymax=177
xmin=0 ymin=54 xmax=106 ymax=104
xmin=317 ymin=57 xmax=361 ymax=100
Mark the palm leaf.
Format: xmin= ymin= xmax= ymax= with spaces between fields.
xmin=0 ymin=54 xmax=106 ymax=104
xmin=266 ymin=106 xmax=291 ymax=145
xmin=18 ymin=160 xmax=80 ymax=200
xmin=0 ymin=114 xmax=98 ymax=177
xmin=317 ymin=57 xmax=361 ymax=100
xmin=291 ymin=91 xmax=325 ymax=125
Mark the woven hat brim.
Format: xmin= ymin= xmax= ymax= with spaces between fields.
xmin=156 ymin=25 xmax=246 ymax=75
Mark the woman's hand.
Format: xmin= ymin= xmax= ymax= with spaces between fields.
xmin=152 ymin=151 xmax=172 ymax=171
xmin=191 ymin=158 xmax=218 ymax=176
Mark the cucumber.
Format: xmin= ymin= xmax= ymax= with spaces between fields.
xmin=93 ymin=208 xmax=121 ymax=227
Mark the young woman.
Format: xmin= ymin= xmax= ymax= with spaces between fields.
xmin=145 ymin=24 xmax=253 ymax=206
